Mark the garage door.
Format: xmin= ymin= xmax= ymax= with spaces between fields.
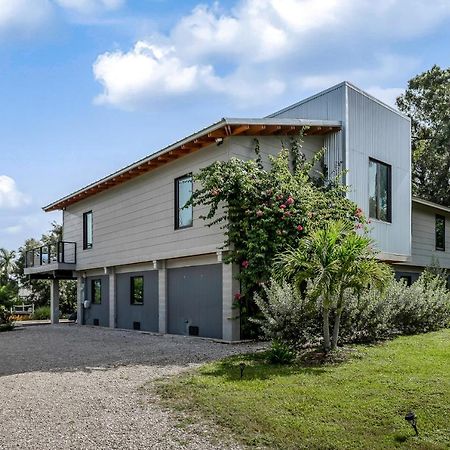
xmin=167 ymin=264 xmax=222 ymax=339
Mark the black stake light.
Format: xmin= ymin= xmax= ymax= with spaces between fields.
xmin=239 ymin=362 xmax=246 ymax=379
xmin=405 ymin=411 xmax=418 ymax=436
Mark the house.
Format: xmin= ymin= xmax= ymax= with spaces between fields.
xmin=24 ymin=82 xmax=449 ymax=341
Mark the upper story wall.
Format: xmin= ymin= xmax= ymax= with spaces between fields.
xmin=346 ymin=85 xmax=411 ymax=260
xmin=270 ymin=82 xmax=412 ymax=260
xmin=63 ymin=134 xmax=325 ymax=271
xmin=406 ymin=202 xmax=450 ymax=269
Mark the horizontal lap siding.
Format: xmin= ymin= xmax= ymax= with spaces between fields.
xmin=408 ymin=204 xmax=450 ymax=268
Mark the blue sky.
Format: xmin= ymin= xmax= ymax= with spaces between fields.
xmin=1 ymin=0 xmax=449 ymax=250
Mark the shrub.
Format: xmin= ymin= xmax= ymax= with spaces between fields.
xmin=0 ymin=305 xmax=14 ymax=332
xmin=267 ymin=340 xmax=296 ymax=364
xmin=252 ymin=279 xmax=321 ymax=348
xmin=32 ymin=306 xmax=51 ymax=320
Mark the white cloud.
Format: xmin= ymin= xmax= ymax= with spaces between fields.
xmin=0 ymin=0 xmax=53 ymax=35
xmin=54 ymin=0 xmax=124 ymax=14
xmin=92 ymin=0 xmax=450 ymax=110
xmin=0 ymin=176 xmax=31 ymax=209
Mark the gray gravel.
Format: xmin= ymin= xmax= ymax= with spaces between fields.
xmin=0 ymin=324 xmax=263 ymax=449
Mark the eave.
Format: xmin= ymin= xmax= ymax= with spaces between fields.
xmin=43 ymin=118 xmax=341 ymax=212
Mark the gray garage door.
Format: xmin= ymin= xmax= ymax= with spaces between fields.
xmin=83 ymin=275 xmax=109 ymax=327
xmin=116 ymin=271 xmax=159 ymax=332
xmin=167 ymin=264 xmax=222 ymax=339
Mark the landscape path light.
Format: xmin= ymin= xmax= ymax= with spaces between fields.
xmin=405 ymin=411 xmax=419 ymax=436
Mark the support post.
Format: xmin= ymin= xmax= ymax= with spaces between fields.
xmin=222 ymin=262 xmax=240 ymax=341
xmin=109 ymin=268 xmax=116 ymax=328
xmin=50 ymin=278 xmax=60 ymax=324
xmin=76 ymin=275 xmax=83 ymax=325
xmin=158 ymin=261 xmax=167 ymax=334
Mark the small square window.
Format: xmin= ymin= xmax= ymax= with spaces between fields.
xmin=130 ymin=276 xmax=144 ymax=305
xmin=435 ymin=215 xmax=445 ymax=251
xmin=368 ymin=158 xmax=392 ymax=222
xmin=91 ymin=279 xmax=101 ymax=304
xmin=175 ymin=175 xmax=193 ymax=229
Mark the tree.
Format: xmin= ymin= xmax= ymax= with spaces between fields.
xmin=0 ymin=248 xmax=17 ymax=285
xmin=274 ymin=221 xmax=390 ymax=351
xmin=396 ymin=65 xmax=450 ymax=206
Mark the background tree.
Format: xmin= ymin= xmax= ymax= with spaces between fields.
xmin=396 ymin=65 xmax=450 ymax=206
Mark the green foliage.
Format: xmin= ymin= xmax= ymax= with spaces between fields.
xmin=32 ymin=306 xmax=51 ymax=320
xmin=267 ymin=340 xmax=296 ymax=365
xmin=191 ymin=138 xmax=364 ymax=335
xmin=396 ymin=65 xmax=450 ymax=206
xmin=0 ymin=305 xmax=14 ymax=331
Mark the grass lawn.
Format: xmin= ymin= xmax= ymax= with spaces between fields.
xmin=158 ymin=329 xmax=450 ymax=449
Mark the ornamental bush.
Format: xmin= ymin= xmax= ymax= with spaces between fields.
xmin=0 ymin=305 xmax=14 ymax=332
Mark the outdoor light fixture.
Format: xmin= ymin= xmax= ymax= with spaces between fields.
xmin=215 ymin=137 xmax=224 ymax=146
xmin=239 ymin=362 xmax=246 ymax=379
xmin=405 ymin=411 xmax=419 ymax=436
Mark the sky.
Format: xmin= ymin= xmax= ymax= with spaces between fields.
xmin=1 ymin=0 xmax=450 ymax=251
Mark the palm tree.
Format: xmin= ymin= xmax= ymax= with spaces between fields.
xmin=274 ymin=221 xmax=390 ymax=351
xmin=0 ymin=248 xmax=16 ymax=285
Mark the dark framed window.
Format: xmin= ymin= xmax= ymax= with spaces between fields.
xmin=368 ymin=158 xmax=392 ymax=222
xmin=83 ymin=211 xmax=93 ymax=249
xmin=91 ymin=279 xmax=101 ymax=304
xmin=435 ymin=214 xmax=445 ymax=251
xmin=399 ymin=275 xmax=412 ymax=286
xmin=175 ymin=175 xmax=193 ymax=229
xmin=130 ymin=276 xmax=144 ymax=305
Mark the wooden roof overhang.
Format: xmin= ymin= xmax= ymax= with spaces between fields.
xmin=43 ymin=118 xmax=341 ymax=212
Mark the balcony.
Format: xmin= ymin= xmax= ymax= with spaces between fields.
xmin=24 ymin=241 xmax=77 ymax=279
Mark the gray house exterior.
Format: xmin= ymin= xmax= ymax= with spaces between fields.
xmin=24 ymin=82 xmax=449 ymax=341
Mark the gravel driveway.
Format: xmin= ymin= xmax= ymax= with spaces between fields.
xmin=0 ymin=325 xmax=263 ymax=450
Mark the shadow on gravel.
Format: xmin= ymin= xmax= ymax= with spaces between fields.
xmin=0 ymin=324 xmax=262 ymax=377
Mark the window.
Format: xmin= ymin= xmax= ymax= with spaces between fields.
xmin=83 ymin=211 xmax=93 ymax=249
xmin=368 ymin=158 xmax=392 ymax=222
xmin=91 ymin=279 xmax=101 ymax=304
xmin=436 ymin=214 xmax=445 ymax=251
xmin=175 ymin=175 xmax=193 ymax=229
xmin=130 ymin=276 xmax=144 ymax=305
xmin=399 ymin=275 xmax=412 ymax=286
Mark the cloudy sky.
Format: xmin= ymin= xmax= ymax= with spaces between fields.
xmin=1 ymin=0 xmax=449 ymax=250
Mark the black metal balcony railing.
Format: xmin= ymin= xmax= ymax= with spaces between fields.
xmin=25 ymin=241 xmax=77 ymax=268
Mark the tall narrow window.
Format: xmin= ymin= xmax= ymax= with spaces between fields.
xmin=435 ymin=214 xmax=445 ymax=251
xmin=91 ymin=279 xmax=101 ymax=304
xmin=368 ymin=158 xmax=392 ymax=222
xmin=130 ymin=276 xmax=144 ymax=305
xmin=83 ymin=211 xmax=93 ymax=249
xmin=175 ymin=175 xmax=193 ymax=229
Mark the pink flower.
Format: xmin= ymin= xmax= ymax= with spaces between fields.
xmin=234 ymin=293 xmax=242 ymax=301
xmin=284 ymin=211 xmax=291 ymax=217
xmin=286 ymin=197 xmax=294 ymax=205
xmin=280 ymin=204 xmax=286 ymax=209
xmin=355 ymin=223 xmax=363 ymax=229
xmin=297 ymin=225 xmax=303 ymax=232
xmin=355 ymin=207 xmax=363 ymax=217
xmin=241 ymin=260 xmax=249 ymax=269
xmin=256 ymin=210 xmax=263 ymax=217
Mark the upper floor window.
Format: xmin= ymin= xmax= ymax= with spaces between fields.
xmin=130 ymin=276 xmax=144 ymax=305
xmin=435 ymin=214 xmax=445 ymax=251
xmin=91 ymin=279 xmax=102 ymax=304
xmin=175 ymin=175 xmax=193 ymax=229
xmin=83 ymin=211 xmax=93 ymax=249
xmin=368 ymin=158 xmax=392 ymax=223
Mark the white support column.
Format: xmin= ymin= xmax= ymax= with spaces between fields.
xmin=222 ymin=262 xmax=240 ymax=341
xmin=109 ymin=268 xmax=116 ymax=328
xmin=50 ymin=278 xmax=60 ymax=325
xmin=158 ymin=261 xmax=167 ymax=334
xmin=76 ymin=275 xmax=83 ymax=326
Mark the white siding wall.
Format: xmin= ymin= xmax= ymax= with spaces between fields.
xmin=63 ymin=135 xmax=323 ymax=270
xmin=406 ymin=203 xmax=450 ymax=269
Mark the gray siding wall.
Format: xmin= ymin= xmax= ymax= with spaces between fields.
xmin=116 ymin=270 xmax=159 ymax=332
xmin=63 ymin=135 xmax=322 ymax=270
xmin=346 ymin=86 xmax=411 ymax=259
xmin=406 ymin=203 xmax=450 ymax=269
xmin=83 ymin=275 xmax=109 ymax=327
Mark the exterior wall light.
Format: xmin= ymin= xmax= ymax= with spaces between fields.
xmin=215 ymin=137 xmax=224 ymax=146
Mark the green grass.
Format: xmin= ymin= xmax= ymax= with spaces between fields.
xmin=158 ymin=330 xmax=450 ymax=449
